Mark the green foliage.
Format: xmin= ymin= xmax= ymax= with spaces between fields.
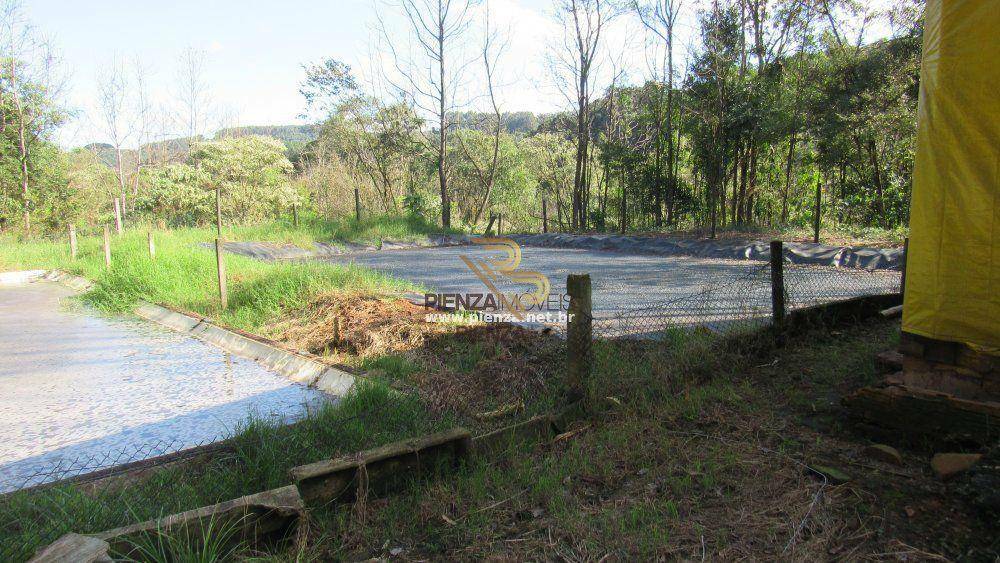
xmin=189 ymin=135 xmax=298 ymax=223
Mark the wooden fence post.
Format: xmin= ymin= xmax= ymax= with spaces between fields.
xmin=215 ymin=238 xmax=228 ymax=310
xmin=148 ymin=231 xmax=155 ymax=260
xmin=215 ymin=187 xmax=223 ymax=237
xmin=69 ymin=224 xmax=77 ymax=259
xmin=813 ymin=177 xmax=822 ymax=244
xmin=566 ymin=274 xmax=593 ymax=408
xmin=542 ymin=200 xmax=548 ymax=233
xmin=113 ymin=198 xmax=123 ymax=234
xmin=292 ymin=204 xmax=299 ymax=227
xmin=103 ymin=226 xmax=112 ymax=266
xmin=900 ymin=236 xmax=909 ymax=299
xmin=770 ymin=240 xmax=785 ymax=329
xmin=354 ymin=188 xmax=361 ymax=222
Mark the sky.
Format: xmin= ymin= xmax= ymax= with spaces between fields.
xmin=28 ymin=0 xmax=660 ymax=148
xmin=25 ymin=0 xmax=900 ymax=149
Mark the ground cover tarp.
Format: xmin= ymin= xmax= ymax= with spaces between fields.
xmin=902 ymin=0 xmax=1000 ymax=352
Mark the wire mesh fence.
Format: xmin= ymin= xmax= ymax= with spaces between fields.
xmin=0 ymin=383 xmax=443 ymax=562
xmin=0 ymin=244 xmax=902 ymax=561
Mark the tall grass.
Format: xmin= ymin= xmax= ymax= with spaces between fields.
xmin=0 ymin=221 xmax=420 ymax=332
xmin=0 ymin=381 xmax=452 ymax=562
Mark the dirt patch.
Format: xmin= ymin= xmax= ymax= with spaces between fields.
xmin=268 ymin=293 xmax=564 ymax=418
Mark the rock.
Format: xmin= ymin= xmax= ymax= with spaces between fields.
xmin=864 ymin=444 xmax=904 ymax=466
xmin=810 ymin=465 xmax=852 ymax=485
xmin=930 ymin=453 xmax=982 ymax=480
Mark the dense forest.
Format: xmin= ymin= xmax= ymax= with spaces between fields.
xmin=0 ymin=0 xmax=922 ymax=239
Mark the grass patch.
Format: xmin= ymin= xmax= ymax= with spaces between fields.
xmin=0 ymin=223 xmax=418 ymax=333
xmin=0 ymin=380 xmax=453 ymax=562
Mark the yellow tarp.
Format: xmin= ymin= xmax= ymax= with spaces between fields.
xmin=902 ymin=0 xmax=1000 ymax=353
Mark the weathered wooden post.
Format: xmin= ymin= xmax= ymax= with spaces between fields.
xmin=215 ymin=187 xmax=223 ymax=237
xmin=113 ymin=198 xmax=123 ymax=234
xmin=215 ymin=238 xmax=228 ymax=310
xmin=103 ymin=226 xmax=112 ymax=266
xmin=69 ymin=224 xmax=77 ymax=259
xmin=148 ymin=231 xmax=155 ymax=260
xmin=542 ymin=200 xmax=548 ymax=233
xmin=900 ymin=237 xmax=909 ymax=299
xmin=566 ymin=274 xmax=593 ymax=409
xmin=770 ymin=240 xmax=786 ymax=330
xmin=813 ymin=177 xmax=822 ymax=243
xmin=354 ymin=188 xmax=361 ymax=222
xmin=292 ymin=203 xmax=299 ymax=227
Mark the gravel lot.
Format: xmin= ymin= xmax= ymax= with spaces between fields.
xmin=321 ymin=245 xmax=900 ymax=336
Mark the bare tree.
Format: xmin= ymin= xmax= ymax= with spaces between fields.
xmin=634 ymin=0 xmax=682 ymax=227
xmin=131 ymin=60 xmax=152 ymax=195
xmin=175 ymin=47 xmax=212 ymax=139
xmin=97 ymin=58 xmax=134 ymax=204
xmin=379 ymin=0 xmax=475 ymax=228
xmin=459 ymin=3 xmax=507 ymax=225
xmin=550 ymin=0 xmax=612 ymax=231
xmin=0 ymin=0 xmax=65 ymax=233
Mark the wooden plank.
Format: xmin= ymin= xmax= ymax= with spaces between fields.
xmin=290 ymin=428 xmax=471 ymax=504
xmin=30 ymin=533 xmax=110 ymax=563
xmin=98 ymin=485 xmax=303 ymax=557
xmin=472 ymin=415 xmax=554 ymax=457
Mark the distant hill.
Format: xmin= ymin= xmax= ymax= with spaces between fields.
xmin=215 ymin=124 xmax=318 ymax=145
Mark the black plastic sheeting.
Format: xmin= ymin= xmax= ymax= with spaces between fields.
xmin=219 ymin=233 xmax=900 ymax=271
xmin=506 ymin=234 xmax=902 ymax=271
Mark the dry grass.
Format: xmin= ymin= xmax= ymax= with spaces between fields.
xmin=266 ymin=292 xmax=564 ymax=419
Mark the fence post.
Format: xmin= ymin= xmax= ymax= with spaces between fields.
xmin=215 ymin=238 xmax=228 ymax=310
xmin=566 ymin=273 xmax=593 ymax=409
xmin=69 ymin=224 xmax=77 ymax=259
xmin=770 ymin=240 xmax=785 ymax=330
xmin=292 ymin=204 xmax=299 ymax=227
xmin=215 ymin=187 xmax=223 ymax=237
xmin=148 ymin=231 xmax=155 ymax=260
xmin=813 ymin=177 xmax=822 ymax=243
xmin=103 ymin=226 xmax=112 ymax=266
xmin=542 ymin=200 xmax=548 ymax=233
xmin=900 ymin=236 xmax=909 ymax=299
xmin=113 ymin=198 xmax=123 ymax=234
xmin=354 ymin=188 xmax=361 ymax=222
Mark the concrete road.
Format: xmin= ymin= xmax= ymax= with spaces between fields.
xmin=0 ymin=280 xmax=325 ymax=491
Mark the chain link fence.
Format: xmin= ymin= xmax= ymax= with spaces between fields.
xmin=0 ymin=244 xmax=902 ymax=561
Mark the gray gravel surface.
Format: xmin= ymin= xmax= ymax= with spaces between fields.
xmin=320 ymin=245 xmax=899 ymax=335
xmin=0 ymin=281 xmax=326 ymax=491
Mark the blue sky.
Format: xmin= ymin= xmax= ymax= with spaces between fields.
xmin=28 ymin=0 xmax=585 ymax=147
xmin=26 ymin=0 xmax=896 ymax=148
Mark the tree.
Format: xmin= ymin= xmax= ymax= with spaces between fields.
xmin=550 ymin=0 xmax=613 ymax=230
xmin=380 ymin=0 xmax=475 ymax=228
xmin=189 ymin=135 xmax=297 ymax=223
xmin=634 ymin=0 xmax=683 ymax=227
xmin=0 ymin=0 xmax=65 ymax=233
xmin=299 ymin=58 xmax=358 ymax=120
xmin=175 ymin=47 xmax=212 ymax=139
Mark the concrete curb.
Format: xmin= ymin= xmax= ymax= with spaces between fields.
xmin=19 ymin=269 xmax=357 ymax=397
xmin=131 ymin=303 xmax=356 ymax=396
